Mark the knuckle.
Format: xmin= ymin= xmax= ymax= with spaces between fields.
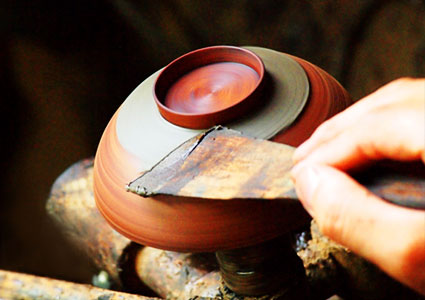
xmin=378 ymin=77 xmax=414 ymax=95
xmin=389 ymin=77 xmax=417 ymax=89
xmin=394 ymin=77 xmax=414 ymax=84
xmin=387 ymin=77 xmax=419 ymax=94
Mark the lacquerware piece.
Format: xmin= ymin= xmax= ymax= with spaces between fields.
xmin=154 ymin=46 xmax=265 ymax=129
xmin=93 ymin=46 xmax=352 ymax=252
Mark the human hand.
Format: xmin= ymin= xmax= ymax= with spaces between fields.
xmin=291 ymin=78 xmax=425 ymax=295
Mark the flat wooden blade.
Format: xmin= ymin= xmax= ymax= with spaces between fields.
xmin=127 ymin=126 xmax=298 ymax=200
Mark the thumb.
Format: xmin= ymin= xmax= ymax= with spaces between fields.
xmin=291 ymin=163 xmax=425 ymax=293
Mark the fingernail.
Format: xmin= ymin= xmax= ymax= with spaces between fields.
xmin=291 ymin=164 xmax=320 ymax=217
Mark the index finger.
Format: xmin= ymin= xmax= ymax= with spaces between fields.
xmin=294 ymin=78 xmax=424 ymax=164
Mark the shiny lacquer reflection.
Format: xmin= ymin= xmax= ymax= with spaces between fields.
xmin=165 ymin=62 xmax=260 ymax=114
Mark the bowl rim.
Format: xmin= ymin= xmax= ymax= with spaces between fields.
xmin=153 ymin=45 xmax=266 ymax=129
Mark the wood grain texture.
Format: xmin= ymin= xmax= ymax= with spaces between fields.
xmin=128 ymin=127 xmax=298 ymax=200
xmin=0 ymin=270 xmax=160 ymax=300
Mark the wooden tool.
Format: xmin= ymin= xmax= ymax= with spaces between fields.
xmin=128 ymin=126 xmax=425 ymax=209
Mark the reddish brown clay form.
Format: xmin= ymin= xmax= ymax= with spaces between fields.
xmin=94 ymin=46 xmax=352 ymax=252
xmin=154 ymin=46 xmax=265 ymax=129
xmin=272 ymin=55 xmax=352 ymax=146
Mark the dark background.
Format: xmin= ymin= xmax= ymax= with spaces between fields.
xmin=0 ymin=0 xmax=424 ymax=284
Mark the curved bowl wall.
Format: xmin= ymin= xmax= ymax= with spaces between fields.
xmin=93 ymin=48 xmax=352 ymax=252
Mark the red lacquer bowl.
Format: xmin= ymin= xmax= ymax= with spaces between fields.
xmin=94 ymin=46 xmax=352 ymax=252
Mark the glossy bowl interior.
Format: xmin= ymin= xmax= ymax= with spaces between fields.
xmin=154 ymin=46 xmax=265 ymax=129
xmin=94 ymin=46 xmax=352 ymax=252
